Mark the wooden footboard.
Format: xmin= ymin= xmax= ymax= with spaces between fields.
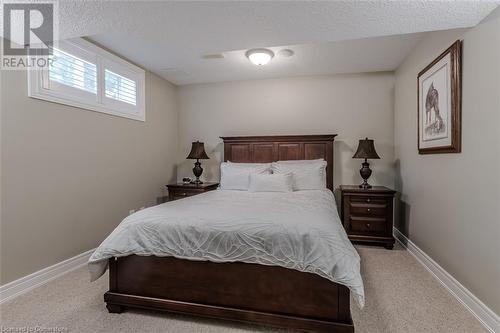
xmin=104 ymin=256 xmax=354 ymax=332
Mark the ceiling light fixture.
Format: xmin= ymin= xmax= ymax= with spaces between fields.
xmin=245 ymin=48 xmax=274 ymax=66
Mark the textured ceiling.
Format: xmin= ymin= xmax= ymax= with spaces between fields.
xmin=36 ymin=1 xmax=500 ymax=84
xmin=91 ymin=32 xmax=427 ymax=85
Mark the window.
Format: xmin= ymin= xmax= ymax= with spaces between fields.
xmin=105 ymin=69 xmax=136 ymax=105
xmin=28 ymin=38 xmax=145 ymax=121
xmin=49 ymin=48 xmax=97 ymax=94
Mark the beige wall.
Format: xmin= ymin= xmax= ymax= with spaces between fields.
xmin=394 ymin=8 xmax=500 ymax=313
xmin=177 ymin=73 xmax=395 ymax=188
xmin=0 ymin=70 xmax=178 ymax=284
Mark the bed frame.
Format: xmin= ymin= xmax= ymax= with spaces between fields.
xmin=104 ymin=134 xmax=354 ymax=332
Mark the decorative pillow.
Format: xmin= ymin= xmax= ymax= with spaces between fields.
xmin=248 ymin=173 xmax=293 ymax=192
xmin=220 ymin=162 xmax=271 ymax=190
xmin=272 ymin=160 xmax=327 ymax=190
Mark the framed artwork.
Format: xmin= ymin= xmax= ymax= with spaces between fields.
xmin=417 ymin=40 xmax=462 ymax=154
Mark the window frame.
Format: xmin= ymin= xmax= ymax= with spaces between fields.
xmin=28 ymin=38 xmax=146 ymax=122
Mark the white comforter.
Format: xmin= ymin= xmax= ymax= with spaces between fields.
xmin=88 ymin=189 xmax=365 ymax=307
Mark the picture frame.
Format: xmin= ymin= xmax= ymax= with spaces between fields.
xmin=417 ymin=40 xmax=462 ymax=154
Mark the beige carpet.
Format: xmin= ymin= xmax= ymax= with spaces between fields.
xmin=0 ymin=244 xmax=485 ymax=333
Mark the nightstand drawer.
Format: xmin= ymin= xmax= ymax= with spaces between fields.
xmin=349 ymin=202 xmax=388 ymax=216
xmin=171 ymin=191 xmax=193 ymax=200
xmin=350 ymin=196 xmax=388 ymax=205
xmin=349 ymin=216 xmax=386 ymax=234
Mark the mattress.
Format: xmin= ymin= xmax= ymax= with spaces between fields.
xmin=88 ymin=189 xmax=365 ymax=307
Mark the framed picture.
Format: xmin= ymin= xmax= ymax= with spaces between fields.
xmin=417 ymin=40 xmax=462 ymax=154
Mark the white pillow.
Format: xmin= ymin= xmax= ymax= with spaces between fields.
xmin=227 ymin=161 xmax=271 ymax=166
xmin=272 ymin=160 xmax=327 ymax=190
xmin=248 ymin=173 xmax=293 ymax=192
xmin=277 ymin=159 xmax=324 ymax=164
xmin=220 ymin=162 xmax=271 ymax=190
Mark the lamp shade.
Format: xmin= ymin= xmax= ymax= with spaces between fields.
xmin=353 ymin=138 xmax=380 ymax=159
xmin=186 ymin=141 xmax=209 ymax=160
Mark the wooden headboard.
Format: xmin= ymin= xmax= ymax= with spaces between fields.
xmin=220 ymin=135 xmax=337 ymax=191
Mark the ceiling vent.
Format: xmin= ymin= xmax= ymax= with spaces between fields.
xmin=202 ymin=53 xmax=225 ymax=59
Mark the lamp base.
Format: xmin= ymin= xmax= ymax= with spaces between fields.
xmin=192 ymin=159 xmax=204 ymax=185
xmin=359 ymin=181 xmax=372 ymax=189
xmin=359 ymin=159 xmax=373 ymax=189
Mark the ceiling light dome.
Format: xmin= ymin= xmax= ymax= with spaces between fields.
xmin=245 ymin=48 xmax=274 ymax=66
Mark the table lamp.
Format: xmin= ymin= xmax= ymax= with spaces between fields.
xmin=353 ymin=138 xmax=380 ymax=189
xmin=186 ymin=141 xmax=209 ymax=184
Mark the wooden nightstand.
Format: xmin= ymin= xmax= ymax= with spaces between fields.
xmin=166 ymin=182 xmax=219 ymax=201
xmin=340 ymin=185 xmax=396 ymax=249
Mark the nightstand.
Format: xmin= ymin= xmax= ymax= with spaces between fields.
xmin=166 ymin=182 xmax=219 ymax=201
xmin=340 ymin=185 xmax=396 ymax=249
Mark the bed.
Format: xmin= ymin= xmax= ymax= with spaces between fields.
xmin=90 ymin=134 xmax=362 ymax=332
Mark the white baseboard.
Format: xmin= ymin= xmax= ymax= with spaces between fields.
xmin=0 ymin=248 xmax=95 ymax=304
xmin=393 ymin=228 xmax=499 ymax=333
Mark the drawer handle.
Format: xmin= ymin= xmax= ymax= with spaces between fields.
xmin=366 ymin=223 xmax=371 ymax=228
xmin=366 ymin=198 xmax=371 ymax=203
xmin=367 ymin=208 xmax=371 ymax=212
xmin=179 ymin=192 xmax=187 ymax=196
